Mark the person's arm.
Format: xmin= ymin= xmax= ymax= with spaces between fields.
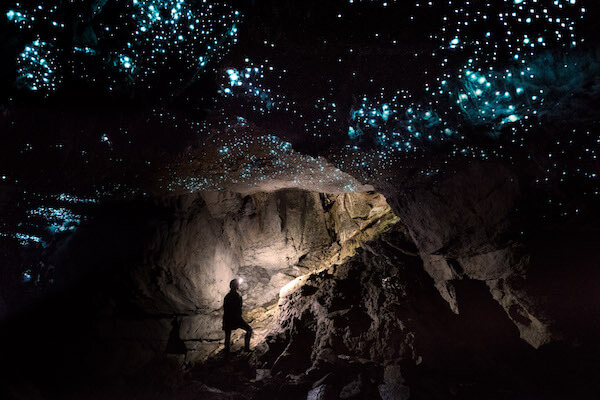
xmin=223 ymin=293 xmax=231 ymax=314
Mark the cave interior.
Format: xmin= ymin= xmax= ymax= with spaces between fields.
xmin=2 ymin=0 xmax=600 ymax=399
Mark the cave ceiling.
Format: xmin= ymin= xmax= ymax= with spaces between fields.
xmin=1 ymin=0 xmax=599 ymax=247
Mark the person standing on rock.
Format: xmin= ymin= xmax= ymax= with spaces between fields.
xmin=223 ymin=278 xmax=252 ymax=354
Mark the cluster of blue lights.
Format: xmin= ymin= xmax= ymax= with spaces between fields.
xmin=0 ymin=191 xmax=100 ymax=248
xmin=103 ymin=0 xmax=241 ymax=91
xmin=16 ymin=39 xmax=59 ymax=93
xmin=6 ymin=9 xmax=26 ymax=23
xmin=7 ymin=2 xmax=62 ymax=31
xmin=28 ymin=207 xmax=82 ymax=234
xmin=14 ymin=233 xmax=44 ymax=246
xmin=329 ymin=0 xmax=589 ymax=157
xmin=205 ymin=1 xmax=590 ymax=162
xmin=163 ymin=126 xmax=360 ymax=193
xmin=455 ymin=70 xmax=524 ymax=127
xmin=348 ymin=93 xmax=453 ymax=151
xmin=117 ymin=55 xmax=135 ymax=73
xmin=23 ymin=270 xmax=32 ymax=282
xmin=54 ymin=193 xmax=98 ymax=204
xmin=221 ymin=60 xmax=293 ymax=114
xmin=429 ymin=0 xmax=586 ymax=130
xmin=3 ymin=0 xmax=598 ymax=244
xmin=6 ymin=0 xmax=242 ymax=95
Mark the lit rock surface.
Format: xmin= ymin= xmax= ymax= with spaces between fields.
xmin=379 ymin=162 xmax=557 ymax=347
xmin=3 ymin=170 xmax=600 ymax=398
xmin=260 ymin=222 xmax=540 ymax=398
xmin=75 ymin=188 xmax=398 ymax=366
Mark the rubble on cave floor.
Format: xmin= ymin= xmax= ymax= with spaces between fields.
xmin=185 ymin=347 xmax=402 ymax=400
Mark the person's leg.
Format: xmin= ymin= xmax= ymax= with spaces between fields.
xmin=224 ymin=329 xmax=231 ymax=353
xmin=241 ymin=321 xmax=252 ymax=351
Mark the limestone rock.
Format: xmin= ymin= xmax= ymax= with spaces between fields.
xmin=307 ymin=384 xmax=335 ymax=400
xmin=487 ymin=278 xmax=556 ymax=348
xmin=267 ymin=224 xmax=443 ymax=371
xmin=377 ymin=364 xmax=410 ymax=400
xmin=458 ymin=246 xmax=529 ymax=281
xmin=135 ymin=189 xmax=395 ymax=319
xmin=79 ymin=188 xmax=398 ymax=366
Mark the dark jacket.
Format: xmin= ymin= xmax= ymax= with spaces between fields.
xmin=223 ymin=290 xmax=243 ymax=330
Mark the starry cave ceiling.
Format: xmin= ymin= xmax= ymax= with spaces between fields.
xmin=1 ymin=0 xmax=599 ymax=244
xmin=1 ymin=1 xmax=600 ymax=399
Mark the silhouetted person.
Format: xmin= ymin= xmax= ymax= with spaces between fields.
xmin=223 ymin=278 xmax=252 ymax=353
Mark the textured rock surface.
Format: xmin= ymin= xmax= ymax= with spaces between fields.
xmin=260 ymin=221 xmax=600 ymax=399
xmin=3 ymin=175 xmax=600 ymax=399
xmin=486 ymin=277 xmax=555 ymax=348
xmin=45 ymin=188 xmax=398 ymax=369
xmin=4 ymin=154 xmax=600 ymax=399
xmin=266 ymin=223 xmax=439 ymax=369
xmin=258 ymin=223 xmax=516 ymax=398
xmin=136 ymin=189 xmax=394 ymax=313
xmin=379 ymin=162 xmax=562 ymax=348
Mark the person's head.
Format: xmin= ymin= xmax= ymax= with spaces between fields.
xmin=229 ymin=279 xmax=239 ymax=291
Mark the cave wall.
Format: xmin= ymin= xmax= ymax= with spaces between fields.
xmin=264 ymin=223 xmax=548 ymax=399
xmin=4 ymin=160 xmax=600 ymax=399
xmin=375 ymin=161 xmax=600 ymax=349
xmin=133 ymin=189 xmax=393 ymax=315
xmin=39 ymin=188 xmax=397 ymax=371
xmin=264 ymin=215 xmax=600 ymax=399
